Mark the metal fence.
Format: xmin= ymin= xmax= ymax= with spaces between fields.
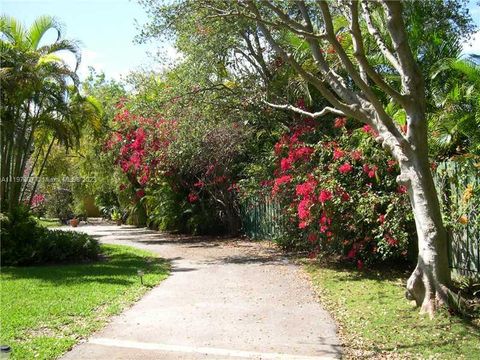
xmin=240 ymin=194 xmax=284 ymax=240
xmin=435 ymin=160 xmax=479 ymax=275
xmin=240 ymin=160 xmax=479 ymax=274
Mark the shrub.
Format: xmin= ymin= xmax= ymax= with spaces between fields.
xmin=1 ymin=207 xmax=100 ymax=266
xmin=239 ymin=116 xmax=415 ymax=267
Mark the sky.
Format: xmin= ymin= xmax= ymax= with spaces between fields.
xmin=1 ymin=0 xmax=480 ymax=81
xmin=1 ymin=0 xmax=179 ymax=80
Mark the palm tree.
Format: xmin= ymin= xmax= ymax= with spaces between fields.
xmin=429 ymin=56 xmax=480 ymax=158
xmin=0 ymin=15 xmax=82 ymax=211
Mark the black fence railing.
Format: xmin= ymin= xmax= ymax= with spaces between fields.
xmin=240 ymin=160 xmax=479 ymax=275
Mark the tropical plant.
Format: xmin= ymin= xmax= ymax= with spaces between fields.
xmin=429 ymin=56 xmax=480 ymax=157
xmin=0 ymin=15 xmax=89 ymax=211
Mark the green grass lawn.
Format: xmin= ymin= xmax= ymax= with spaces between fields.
xmin=0 ymin=244 xmax=169 ymax=359
xmin=305 ymin=261 xmax=480 ymax=359
xmin=36 ymin=217 xmax=61 ymax=228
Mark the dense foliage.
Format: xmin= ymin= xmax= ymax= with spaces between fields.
xmin=0 ymin=207 xmax=99 ymax=266
xmin=240 ymin=113 xmax=415 ymax=266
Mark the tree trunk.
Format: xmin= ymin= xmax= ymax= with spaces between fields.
xmin=398 ymin=131 xmax=451 ymax=316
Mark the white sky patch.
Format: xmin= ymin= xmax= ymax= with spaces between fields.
xmin=462 ymin=30 xmax=480 ymax=56
xmin=77 ymin=49 xmax=106 ymax=78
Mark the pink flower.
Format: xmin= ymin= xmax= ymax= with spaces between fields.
xmin=347 ymin=248 xmax=357 ymax=259
xmin=297 ymin=198 xmax=313 ymax=220
xmin=318 ymin=190 xmax=332 ymax=204
xmin=280 ymin=157 xmax=293 ymax=171
xmin=333 ymin=148 xmax=345 ymax=160
xmin=385 ymin=234 xmax=398 ymax=246
xmin=361 ymin=124 xmax=378 ymax=137
xmin=299 ymin=221 xmax=308 ymax=229
xmin=307 ymin=233 xmax=318 ymax=243
xmin=397 ymin=185 xmax=408 ymax=194
xmin=338 ymin=162 xmax=353 ymax=174
xmin=293 ymin=146 xmax=314 ymax=160
xmin=350 ymin=150 xmax=362 ymax=161
xmin=194 ymin=180 xmax=205 ymax=188
xmin=296 ymin=179 xmax=317 ymax=197
xmin=357 ymin=259 xmax=364 ymax=270
xmin=31 ymin=194 xmax=45 ymax=207
xmin=387 ymin=159 xmax=397 ymax=172
xmin=334 ymin=117 xmax=347 ymax=128
xmin=188 ymin=193 xmax=199 ymax=203
xmin=272 ymin=175 xmax=292 ymax=195
xmin=341 ymin=191 xmax=350 ymax=202
xmin=378 ymin=214 xmax=385 ymax=224
xmin=363 ymin=164 xmax=377 ymax=178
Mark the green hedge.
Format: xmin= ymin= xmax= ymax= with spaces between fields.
xmin=1 ymin=207 xmax=99 ymax=266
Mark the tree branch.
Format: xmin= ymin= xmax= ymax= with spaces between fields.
xmin=263 ymin=100 xmax=345 ymax=118
xmin=360 ymin=0 xmax=402 ymax=73
xmin=346 ymin=0 xmax=408 ymax=107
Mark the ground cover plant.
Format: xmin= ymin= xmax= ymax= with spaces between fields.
xmin=0 ymin=244 xmax=169 ymax=360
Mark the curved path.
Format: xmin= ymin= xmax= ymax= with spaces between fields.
xmin=62 ymin=224 xmax=341 ymax=359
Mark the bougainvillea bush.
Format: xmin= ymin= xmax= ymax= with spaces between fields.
xmin=105 ymin=102 xmax=250 ymax=234
xmin=240 ymin=115 xmax=415 ymax=267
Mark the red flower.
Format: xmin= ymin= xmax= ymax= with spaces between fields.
xmin=194 ymin=180 xmax=205 ymax=188
xmin=334 ymin=117 xmax=347 ymax=128
xmin=139 ymin=174 xmax=149 ymax=185
xmin=296 ymin=98 xmax=306 ymax=110
xmin=280 ymin=157 xmax=293 ymax=171
xmin=387 ymin=159 xmax=397 ymax=172
xmin=350 ymin=150 xmax=362 ymax=161
xmin=272 ymin=175 xmax=292 ymax=195
xmin=338 ymin=162 xmax=353 ymax=174
xmin=296 ymin=179 xmax=317 ymax=197
xmin=297 ymin=198 xmax=313 ymax=220
xmin=119 ymin=184 xmax=127 ymax=191
xmin=318 ymin=190 xmax=332 ymax=204
xmin=361 ymin=124 xmax=378 ymax=138
xmin=293 ymin=146 xmax=314 ymax=160
xmin=357 ymin=259 xmax=364 ymax=270
xmin=341 ymin=191 xmax=351 ymax=202
xmin=188 ymin=192 xmax=199 ymax=203
xmin=397 ymin=185 xmax=408 ymax=194
xmin=378 ymin=214 xmax=385 ymax=224
xmin=363 ymin=164 xmax=377 ymax=178
xmin=333 ymin=148 xmax=345 ymax=160
xmin=274 ymin=141 xmax=285 ymax=155
xmin=136 ymin=189 xmax=145 ymax=198
xmin=307 ymin=233 xmax=318 ymax=243
xmin=319 ymin=212 xmax=332 ymax=225
xmin=385 ymin=234 xmax=398 ymax=246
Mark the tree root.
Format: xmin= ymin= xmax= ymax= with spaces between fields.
xmin=406 ymin=265 xmax=468 ymax=317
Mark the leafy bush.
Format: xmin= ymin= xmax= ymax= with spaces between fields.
xmin=45 ymin=187 xmax=74 ymax=222
xmin=1 ymin=207 xmax=99 ymax=266
xmin=239 ymin=116 xmax=415 ymax=267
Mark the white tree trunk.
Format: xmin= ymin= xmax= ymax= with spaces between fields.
xmin=398 ymin=135 xmax=451 ymax=315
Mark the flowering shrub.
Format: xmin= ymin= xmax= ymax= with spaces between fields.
xmin=105 ymin=103 xmax=248 ymax=234
xmin=241 ymin=116 xmax=415 ymax=267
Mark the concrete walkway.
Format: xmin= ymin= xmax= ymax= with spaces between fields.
xmin=61 ymin=224 xmax=341 ymax=359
